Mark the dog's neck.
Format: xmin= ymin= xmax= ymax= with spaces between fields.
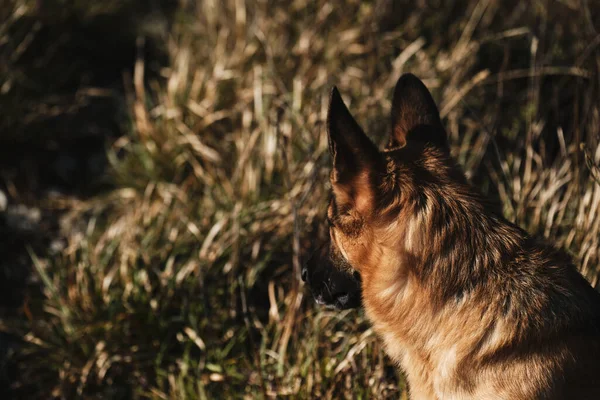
xmin=360 ymin=175 xmax=528 ymax=397
xmin=362 ymin=149 xmax=529 ymax=336
xmin=379 ymin=144 xmax=527 ymax=299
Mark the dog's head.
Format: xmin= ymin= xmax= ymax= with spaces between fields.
xmin=302 ymin=73 xmax=450 ymax=309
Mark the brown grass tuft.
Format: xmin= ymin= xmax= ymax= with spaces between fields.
xmin=0 ymin=0 xmax=598 ymax=398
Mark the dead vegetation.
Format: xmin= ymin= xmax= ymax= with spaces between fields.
xmin=0 ymin=0 xmax=599 ymax=398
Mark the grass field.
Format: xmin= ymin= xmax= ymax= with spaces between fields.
xmin=0 ymin=0 xmax=599 ymax=398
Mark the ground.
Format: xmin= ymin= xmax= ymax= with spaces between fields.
xmin=0 ymin=0 xmax=599 ymax=399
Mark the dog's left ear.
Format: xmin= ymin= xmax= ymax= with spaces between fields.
xmin=388 ymin=74 xmax=447 ymax=149
xmin=327 ymin=87 xmax=383 ymax=216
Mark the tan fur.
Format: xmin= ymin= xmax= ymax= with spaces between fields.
xmin=305 ymin=74 xmax=600 ymax=399
xmin=332 ymin=196 xmax=600 ymax=399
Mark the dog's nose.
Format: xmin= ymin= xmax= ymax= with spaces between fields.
xmin=301 ymin=266 xmax=309 ymax=283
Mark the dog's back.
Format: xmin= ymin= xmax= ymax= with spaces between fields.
xmin=380 ymin=226 xmax=600 ymax=399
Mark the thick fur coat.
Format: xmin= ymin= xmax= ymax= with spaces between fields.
xmin=302 ymin=74 xmax=600 ymax=399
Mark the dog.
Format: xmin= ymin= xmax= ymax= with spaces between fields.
xmin=301 ymin=74 xmax=600 ymax=399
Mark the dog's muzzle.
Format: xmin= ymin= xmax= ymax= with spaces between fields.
xmin=301 ymin=243 xmax=362 ymax=310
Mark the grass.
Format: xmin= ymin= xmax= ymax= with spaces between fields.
xmin=0 ymin=0 xmax=599 ymax=398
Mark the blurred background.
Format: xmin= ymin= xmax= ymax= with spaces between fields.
xmin=0 ymin=0 xmax=598 ymax=398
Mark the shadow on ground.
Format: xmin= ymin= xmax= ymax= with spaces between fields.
xmin=0 ymin=2 xmax=174 ymax=396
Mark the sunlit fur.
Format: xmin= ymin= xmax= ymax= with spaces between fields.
xmin=308 ymin=74 xmax=600 ymax=399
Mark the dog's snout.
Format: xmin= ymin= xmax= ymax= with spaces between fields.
xmin=301 ymin=266 xmax=309 ymax=283
xmin=302 ymin=242 xmax=361 ymax=309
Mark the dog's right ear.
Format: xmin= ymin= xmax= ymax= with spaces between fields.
xmin=327 ymin=87 xmax=382 ymax=215
xmin=388 ymin=74 xmax=446 ymax=149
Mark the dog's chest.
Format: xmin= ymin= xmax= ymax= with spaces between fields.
xmin=379 ymin=330 xmax=479 ymax=400
xmin=364 ymin=278 xmax=492 ymax=399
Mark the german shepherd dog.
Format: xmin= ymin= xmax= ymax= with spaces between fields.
xmin=301 ymin=74 xmax=600 ymax=399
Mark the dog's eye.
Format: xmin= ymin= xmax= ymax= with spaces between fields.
xmin=326 ymin=216 xmax=335 ymax=227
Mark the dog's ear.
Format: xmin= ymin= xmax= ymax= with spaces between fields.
xmin=327 ymin=87 xmax=382 ymax=215
xmin=388 ymin=73 xmax=447 ymax=148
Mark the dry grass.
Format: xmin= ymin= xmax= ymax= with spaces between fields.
xmin=1 ymin=0 xmax=599 ymax=399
